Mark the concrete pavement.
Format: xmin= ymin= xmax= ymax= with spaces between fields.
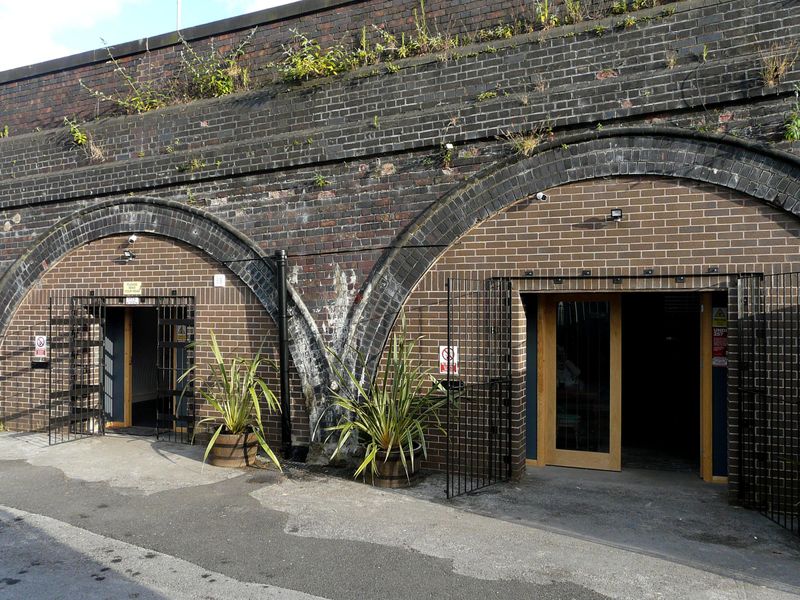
xmin=0 ymin=432 xmax=797 ymax=600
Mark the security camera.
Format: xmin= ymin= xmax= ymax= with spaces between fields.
xmin=535 ymin=192 xmax=548 ymax=201
xmin=128 ymin=234 xmax=138 ymax=245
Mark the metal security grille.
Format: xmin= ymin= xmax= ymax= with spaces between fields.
xmin=155 ymin=296 xmax=196 ymax=444
xmin=48 ymin=295 xmax=106 ymax=444
xmin=445 ymin=277 xmax=512 ymax=498
xmin=738 ymin=273 xmax=800 ymax=537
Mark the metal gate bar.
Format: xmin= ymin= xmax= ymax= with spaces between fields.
xmin=446 ymin=277 xmax=512 ymax=499
xmin=155 ymin=296 xmax=196 ymax=444
xmin=48 ymin=295 xmax=106 ymax=444
xmin=738 ymin=273 xmax=800 ymax=537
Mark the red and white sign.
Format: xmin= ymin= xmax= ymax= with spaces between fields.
xmin=439 ymin=345 xmax=459 ymax=375
xmin=33 ymin=335 xmax=47 ymax=361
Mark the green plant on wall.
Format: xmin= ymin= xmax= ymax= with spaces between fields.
xmin=759 ymin=42 xmax=798 ymax=88
xmin=178 ymin=28 xmax=255 ymax=98
xmin=81 ymin=29 xmax=256 ymax=114
xmin=0 ymin=125 xmax=8 ymax=138
xmin=786 ymin=85 xmax=800 ymax=142
xmin=64 ymin=117 xmax=88 ymax=146
xmin=80 ymin=42 xmax=171 ymax=114
xmin=534 ymin=0 xmax=560 ymax=29
xmin=564 ymin=0 xmax=585 ymax=24
xmin=278 ymin=30 xmax=356 ymax=82
xmin=63 ymin=117 xmax=105 ymax=161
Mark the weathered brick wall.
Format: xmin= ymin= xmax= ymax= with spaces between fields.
xmin=0 ymin=0 xmax=670 ymax=134
xmin=0 ymin=0 xmax=798 ymax=485
xmin=394 ymin=176 xmax=800 ymax=477
xmin=0 ymin=234 xmax=306 ymax=448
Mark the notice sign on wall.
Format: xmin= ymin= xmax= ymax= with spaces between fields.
xmin=33 ymin=335 xmax=47 ymax=362
xmin=439 ymin=346 xmax=459 ymax=375
xmin=712 ymin=308 xmax=728 ymax=368
xmin=123 ymin=281 xmax=142 ymax=296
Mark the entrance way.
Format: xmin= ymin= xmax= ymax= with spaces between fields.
xmin=104 ymin=307 xmax=159 ymax=431
xmin=621 ymin=293 xmax=700 ymax=472
xmin=48 ymin=295 xmax=196 ymax=445
xmin=528 ymin=291 xmax=720 ymax=477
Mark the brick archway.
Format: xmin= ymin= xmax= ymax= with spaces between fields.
xmin=348 ymin=127 xmax=800 ymax=367
xmin=0 ymin=196 xmax=329 ymax=425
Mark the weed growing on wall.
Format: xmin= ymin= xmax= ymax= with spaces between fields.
xmin=564 ymin=0 xmax=586 ymax=24
xmin=500 ymin=123 xmax=552 ymax=156
xmin=81 ymin=29 xmax=256 ymax=113
xmin=786 ymin=86 xmax=800 ymax=142
xmin=179 ymin=28 xmax=255 ymax=98
xmin=759 ymin=42 xmax=798 ymax=88
xmin=63 ymin=117 xmax=105 ymax=162
xmin=0 ymin=125 xmax=8 ymax=138
xmin=80 ymin=42 xmax=172 ymax=114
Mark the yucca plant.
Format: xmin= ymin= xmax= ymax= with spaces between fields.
xmin=321 ymin=315 xmax=446 ymax=481
xmin=179 ymin=331 xmax=282 ymax=470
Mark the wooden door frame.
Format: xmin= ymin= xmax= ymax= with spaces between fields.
xmin=537 ymin=293 xmax=622 ymax=471
xmin=528 ymin=290 xmax=717 ymax=478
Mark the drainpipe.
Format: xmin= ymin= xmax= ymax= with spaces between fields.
xmin=275 ymin=250 xmax=292 ymax=459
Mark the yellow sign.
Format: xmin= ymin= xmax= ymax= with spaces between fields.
xmin=712 ymin=307 xmax=727 ymax=328
xmin=123 ymin=281 xmax=142 ymax=296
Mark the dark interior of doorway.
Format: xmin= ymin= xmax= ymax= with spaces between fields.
xmin=621 ymin=293 xmax=700 ymax=472
xmin=105 ymin=307 xmax=159 ymax=432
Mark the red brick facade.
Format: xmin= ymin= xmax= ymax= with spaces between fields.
xmin=394 ymin=176 xmax=800 ymax=475
xmin=0 ymin=234 xmax=306 ymax=447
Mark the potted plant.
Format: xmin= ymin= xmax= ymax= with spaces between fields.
xmin=179 ymin=331 xmax=282 ymax=470
xmin=321 ymin=316 xmax=446 ymax=487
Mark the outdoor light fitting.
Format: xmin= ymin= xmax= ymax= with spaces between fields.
xmin=122 ymin=249 xmax=136 ymax=261
xmin=607 ymin=208 xmax=623 ymax=222
xmin=535 ymin=192 xmax=548 ymax=201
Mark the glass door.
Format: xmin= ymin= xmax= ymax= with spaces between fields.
xmin=540 ymin=294 xmax=621 ymax=470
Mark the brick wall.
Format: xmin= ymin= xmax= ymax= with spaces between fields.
xmin=0 ymin=0 xmax=672 ymax=134
xmin=393 ymin=176 xmax=800 ymax=478
xmin=0 ymin=234 xmax=306 ymax=448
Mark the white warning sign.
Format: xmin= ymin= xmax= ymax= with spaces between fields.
xmin=439 ymin=346 xmax=459 ymax=375
xmin=33 ymin=335 xmax=47 ymax=362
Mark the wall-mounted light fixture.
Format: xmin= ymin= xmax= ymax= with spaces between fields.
xmin=707 ymin=266 xmax=719 ymax=274
xmin=675 ymin=275 xmax=686 ymax=283
xmin=607 ymin=208 xmax=623 ymax=222
xmin=122 ymin=249 xmax=136 ymax=261
xmin=581 ymin=270 xmax=592 ymax=277
xmin=643 ymin=268 xmax=654 ymax=276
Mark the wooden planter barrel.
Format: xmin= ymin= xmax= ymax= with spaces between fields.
xmin=369 ymin=444 xmax=423 ymax=488
xmin=208 ymin=432 xmax=259 ymax=468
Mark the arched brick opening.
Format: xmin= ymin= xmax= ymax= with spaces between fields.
xmin=0 ymin=197 xmax=328 ymax=444
xmin=349 ymin=128 xmax=800 ymax=367
xmin=389 ymin=176 xmax=800 ymax=481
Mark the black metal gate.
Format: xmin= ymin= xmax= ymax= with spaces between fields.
xmin=155 ymin=296 xmax=196 ymax=444
xmin=445 ymin=277 xmax=512 ymax=498
xmin=48 ymin=295 xmax=106 ymax=444
xmin=737 ymin=273 xmax=800 ymax=537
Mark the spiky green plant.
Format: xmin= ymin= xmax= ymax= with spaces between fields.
xmin=179 ymin=331 xmax=281 ymax=469
xmin=320 ymin=315 xmax=446 ymax=481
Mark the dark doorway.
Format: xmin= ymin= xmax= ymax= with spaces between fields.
xmin=103 ymin=307 xmax=159 ymax=432
xmin=130 ymin=308 xmax=159 ymax=428
xmin=621 ymin=293 xmax=700 ymax=472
